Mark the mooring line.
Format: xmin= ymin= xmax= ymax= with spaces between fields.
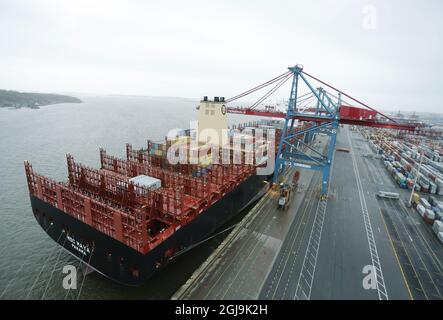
xmin=64 ymin=250 xmax=86 ymax=300
xmin=76 ymin=249 xmax=94 ymax=300
xmin=25 ymin=230 xmax=65 ymax=299
xmin=39 ymin=232 xmax=70 ymax=300
xmin=0 ymin=223 xmax=54 ymax=299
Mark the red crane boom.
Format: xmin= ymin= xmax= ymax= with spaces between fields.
xmin=226 ymin=68 xmax=423 ymax=132
xmin=226 ymin=106 xmax=421 ymax=131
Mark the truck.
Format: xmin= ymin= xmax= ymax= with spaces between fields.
xmin=277 ymin=171 xmax=300 ymax=211
xmin=278 ymin=183 xmax=292 ymax=211
xmin=376 ymin=191 xmax=400 ymax=200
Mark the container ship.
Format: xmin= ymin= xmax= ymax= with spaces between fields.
xmin=24 ymin=96 xmax=290 ymax=286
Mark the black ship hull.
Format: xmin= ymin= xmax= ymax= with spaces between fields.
xmin=30 ymin=173 xmax=271 ymax=286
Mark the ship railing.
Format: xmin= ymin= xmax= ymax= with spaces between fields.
xmin=101 ymin=148 xmax=211 ymax=198
xmin=67 ymin=154 xmax=157 ymax=207
xmin=25 ymin=162 xmax=203 ymax=254
xmin=69 ymin=154 xmax=210 ymax=222
xmin=24 ymin=161 xmax=150 ymax=253
xmin=68 ymin=155 xmax=208 ymax=220
xmin=103 ymin=147 xmax=255 ymax=203
xmin=103 ymin=147 xmax=255 ymax=200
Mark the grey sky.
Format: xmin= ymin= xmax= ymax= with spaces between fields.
xmin=0 ymin=0 xmax=442 ymax=112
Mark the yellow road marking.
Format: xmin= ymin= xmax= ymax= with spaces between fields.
xmin=379 ymin=208 xmax=413 ymax=300
xmin=399 ymin=200 xmax=443 ymax=272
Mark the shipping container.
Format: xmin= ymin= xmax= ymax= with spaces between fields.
xmin=424 ymin=209 xmax=435 ymax=224
xmin=417 ymin=204 xmax=426 ymax=217
xmin=433 ymin=220 xmax=443 ymax=234
xmin=420 ymin=198 xmax=432 ymax=209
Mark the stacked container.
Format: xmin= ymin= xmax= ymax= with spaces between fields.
xmin=416 ymin=204 xmax=426 ymax=217
xmin=424 ymin=209 xmax=435 ymax=224
xmin=433 ymin=221 xmax=443 ymax=244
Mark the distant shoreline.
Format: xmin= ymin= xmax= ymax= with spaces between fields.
xmin=0 ymin=89 xmax=82 ymax=109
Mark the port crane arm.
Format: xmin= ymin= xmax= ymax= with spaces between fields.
xmin=300 ymin=70 xmax=398 ymax=124
xmin=225 ymin=68 xmax=421 ymax=131
xmin=225 ymin=65 xmax=423 ymax=197
xmin=225 ymin=71 xmax=291 ymax=103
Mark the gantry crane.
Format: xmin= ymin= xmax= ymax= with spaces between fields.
xmin=226 ymin=64 xmax=423 ymax=199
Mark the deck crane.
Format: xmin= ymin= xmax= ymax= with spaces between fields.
xmin=226 ymin=65 xmax=422 ymax=199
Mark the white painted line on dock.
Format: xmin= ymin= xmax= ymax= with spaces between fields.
xmin=347 ymin=128 xmax=389 ymax=300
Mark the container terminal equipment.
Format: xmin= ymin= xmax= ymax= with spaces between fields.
xmin=24 ymin=65 xmax=423 ymax=286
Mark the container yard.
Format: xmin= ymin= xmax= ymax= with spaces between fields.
xmin=361 ymin=127 xmax=443 ymax=243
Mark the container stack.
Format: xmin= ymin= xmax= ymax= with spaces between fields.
xmin=368 ymin=129 xmax=443 ymax=194
xmin=432 ymin=220 xmax=443 ymax=244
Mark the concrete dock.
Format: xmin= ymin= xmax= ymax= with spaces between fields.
xmin=173 ymin=125 xmax=443 ymax=300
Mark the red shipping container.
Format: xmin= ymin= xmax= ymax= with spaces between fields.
xmin=340 ymin=105 xmax=377 ymax=120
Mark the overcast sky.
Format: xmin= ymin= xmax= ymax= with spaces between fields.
xmin=0 ymin=0 xmax=442 ymax=112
